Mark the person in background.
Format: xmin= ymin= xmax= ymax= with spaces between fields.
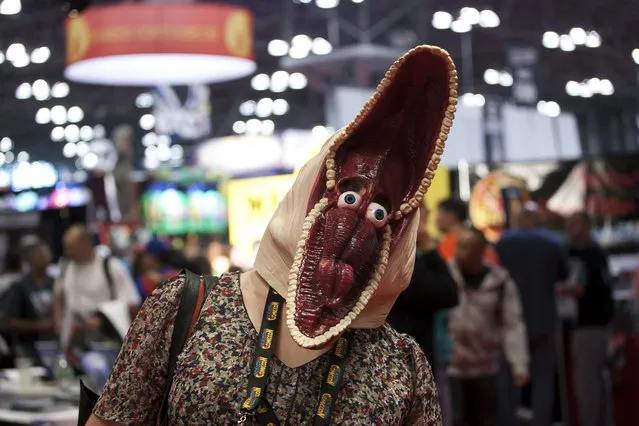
xmin=562 ymin=212 xmax=614 ymax=426
xmin=136 ymin=239 xmax=179 ymax=298
xmin=447 ymin=228 xmax=529 ymax=426
xmin=387 ymin=204 xmax=458 ymax=426
xmin=52 ymin=225 xmax=141 ymax=354
xmin=495 ymin=204 xmax=569 ymax=426
xmin=436 ymin=197 xmax=500 ymax=263
xmin=0 ymin=248 xmax=23 ymax=296
xmin=0 ymin=242 xmax=54 ymax=366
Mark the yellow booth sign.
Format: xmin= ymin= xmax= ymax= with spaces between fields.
xmin=227 ymin=174 xmax=297 ymax=264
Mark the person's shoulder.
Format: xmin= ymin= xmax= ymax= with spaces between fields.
xmin=363 ymin=324 xmax=429 ymax=367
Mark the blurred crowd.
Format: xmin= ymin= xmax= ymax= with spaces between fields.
xmin=0 ymin=201 xmax=637 ymax=426
xmin=388 ymin=199 xmax=633 ymax=426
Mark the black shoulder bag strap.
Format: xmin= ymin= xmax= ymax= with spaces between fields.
xmin=102 ymin=256 xmax=116 ymax=300
xmin=157 ymin=270 xmax=217 ymax=425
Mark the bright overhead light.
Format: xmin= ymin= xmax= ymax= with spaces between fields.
xmin=82 ymin=152 xmax=99 ymax=169
xmin=459 ymin=7 xmax=480 ymax=25
xmin=267 ymin=39 xmax=290 ymax=57
xmin=270 ymin=70 xmax=290 ymax=93
xmin=156 ymin=134 xmax=171 ymax=146
xmin=311 ymin=37 xmax=333 ymax=55
xmin=633 ymin=48 xmax=639 ymax=65
xmin=32 ymin=79 xmax=50 ymax=101
xmin=3 ymin=152 xmax=13 ymax=163
xmin=80 ymin=125 xmax=94 ymax=141
xmin=352 ymin=0 xmax=364 ymax=3
xmin=15 ymin=82 xmax=31 ymax=99
xmin=170 ymin=144 xmax=184 ymax=161
xmin=65 ymin=124 xmax=80 ymax=143
xmin=135 ymin=92 xmax=154 ymax=108
xmin=290 ymin=34 xmax=312 ymax=59
xmin=139 ymin=114 xmax=155 ymax=130
xmin=142 ymin=132 xmax=157 ymax=146
xmin=542 ymin=31 xmax=560 ymax=49
xmin=16 ymin=151 xmax=29 ymax=162
xmin=461 ymin=93 xmax=485 ymax=107
xmin=451 ymin=19 xmax=472 ymax=33
xmin=559 ymin=34 xmax=575 ymax=52
xmin=272 ymin=99 xmax=290 ymax=116
xmin=31 ymin=47 xmax=50 ymax=64
xmin=67 ymin=106 xmax=84 ymax=123
xmin=586 ymin=77 xmax=602 ymax=92
xmin=569 ymin=27 xmax=587 ymax=45
xmin=35 ymin=107 xmax=51 ymax=124
xmin=565 ymin=80 xmax=581 ymax=97
xmin=256 ymin=98 xmax=274 ymax=118
xmin=12 ymin=55 xmax=29 ymax=68
xmin=483 ymin=69 xmax=500 ymax=85
xmin=239 ymin=100 xmax=257 ymax=116
xmin=245 ymin=118 xmax=262 ymax=135
xmin=51 ymin=127 xmax=65 ymax=142
xmin=315 ymin=0 xmax=339 ymax=9
xmin=6 ymin=43 xmax=25 ymax=62
xmin=1 ymin=137 xmax=13 ymax=152
xmin=50 ymin=105 xmax=67 ymax=125
xmin=251 ymin=73 xmax=270 ymax=91
xmin=478 ymin=9 xmax=500 ymax=28
xmin=76 ymin=141 xmax=89 ymax=157
xmin=0 ymin=153 xmax=5 ymax=165
xmin=432 ymin=11 xmax=453 ymax=30
xmin=288 ymin=72 xmax=308 ymax=90
xmin=51 ymin=82 xmax=70 ymax=98
xmin=537 ymin=100 xmax=561 ymax=117
xmin=156 ymin=144 xmax=171 ymax=162
xmin=233 ymin=121 xmax=246 ymax=134
xmin=261 ymin=120 xmax=275 ymax=136
xmin=585 ymin=31 xmax=601 ymax=48
xmin=599 ymin=79 xmax=614 ymax=96
xmin=62 ymin=142 xmax=77 ymax=158
xmin=0 ymin=0 xmax=21 ymax=15
xmin=499 ymin=71 xmax=513 ymax=87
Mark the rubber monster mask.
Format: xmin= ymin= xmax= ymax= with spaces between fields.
xmin=254 ymin=45 xmax=457 ymax=348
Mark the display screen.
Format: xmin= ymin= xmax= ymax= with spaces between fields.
xmin=141 ymin=184 xmax=227 ymax=235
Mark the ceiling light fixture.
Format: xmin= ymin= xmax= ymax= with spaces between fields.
xmin=51 ymin=82 xmax=70 ymax=98
xmin=50 ymin=105 xmax=67 ymax=125
xmin=232 ymin=121 xmax=247 ymax=134
xmin=35 ymin=108 xmax=51 ymax=125
xmin=288 ymin=72 xmax=308 ymax=90
xmin=461 ymin=93 xmax=486 ymax=108
xmin=31 ymin=47 xmax=51 ymax=64
xmin=251 ymin=73 xmax=270 ymax=91
xmin=135 ymin=93 xmax=154 ymax=108
xmin=633 ymin=48 xmax=639 ymax=64
xmin=537 ymin=100 xmax=561 ymax=118
xmin=32 ymin=79 xmax=50 ymax=101
xmin=311 ymin=37 xmax=333 ymax=55
xmin=0 ymin=0 xmax=21 ymax=16
xmin=51 ymin=127 xmax=65 ymax=142
xmin=565 ymin=78 xmax=614 ymax=97
xmin=15 ymin=82 xmax=31 ymax=100
xmin=315 ymin=0 xmax=339 ymax=9
xmin=139 ymin=114 xmax=155 ymax=131
xmin=1 ymin=137 xmax=13 ymax=152
xmin=267 ymin=39 xmax=290 ymax=57
xmin=67 ymin=106 xmax=84 ymax=123
xmin=432 ymin=11 xmax=453 ymax=30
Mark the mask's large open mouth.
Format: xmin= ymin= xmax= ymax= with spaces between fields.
xmin=287 ymin=46 xmax=457 ymax=348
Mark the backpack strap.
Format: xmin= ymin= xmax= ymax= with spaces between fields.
xmin=102 ymin=256 xmax=116 ymax=300
xmin=157 ymin=270 xmax=217 ymax=425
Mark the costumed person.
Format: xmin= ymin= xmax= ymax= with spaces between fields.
xmin=87 ymin=45 xmax=458 ymax=425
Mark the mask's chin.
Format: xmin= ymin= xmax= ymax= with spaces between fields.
xmin=285 ymin=198 xmax=392 ymax=349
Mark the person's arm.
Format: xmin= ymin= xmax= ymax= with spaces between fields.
xmin=405 ymin=250 xmax=459 ymax=313
xmin=403 ymin=338 xmax=442 ymax=425
xmin=108 ymin=258 xmax=142 ymax=317
xmin=501 ymin=274 xmax=530 ymax=387
xmin=89 ymin=275 xmax=185 ymax=424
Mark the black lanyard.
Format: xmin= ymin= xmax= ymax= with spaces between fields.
xmin=240 ymin=288 xmax=355 ymax=425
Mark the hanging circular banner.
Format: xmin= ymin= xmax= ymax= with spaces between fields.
xmin=64 ymin=3 xmax=256 ymax=86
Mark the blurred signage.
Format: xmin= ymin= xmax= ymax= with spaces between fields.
xmin=154 ymin=85 xmax=211 ymax=140
xmin=507 ymin=46 xmax=539 ymax=105
xmin=227 ymin=174 xmax=297 ymax=265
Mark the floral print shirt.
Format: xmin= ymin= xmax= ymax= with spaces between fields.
xmin=94 ymin=273 xmax=442 ymax=425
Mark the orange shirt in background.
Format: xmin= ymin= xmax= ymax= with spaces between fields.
xmin=438 ymin=230 xmax=500 ymax=264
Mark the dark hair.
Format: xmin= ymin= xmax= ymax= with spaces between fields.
xmin=466 ymin=226 xmax=488 ymax=244
xmin=187 ymin=256 xmax=212 ymax=276
xmin=4 ymin=248 xmax=22 ymax=272
xmin=438 ymin=198 xmax=468 ymax=223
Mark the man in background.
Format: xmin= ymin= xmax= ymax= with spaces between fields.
xmin=0 ymin=242 xmax=54 ymax=366
xmin=387 ymin=203 xmax=458 ymax=426
xmin=52 ymin=225 xmax=140 ymax=359
xmin=436 ymin=197 xmax=499 ymax=263
xmin=563 ymin=212 xmax=613 ymax=426
xmin=447 ymin=228 xmax=529 ymax=426
xmin=495 ymin=204 xmax=569 ymax=426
